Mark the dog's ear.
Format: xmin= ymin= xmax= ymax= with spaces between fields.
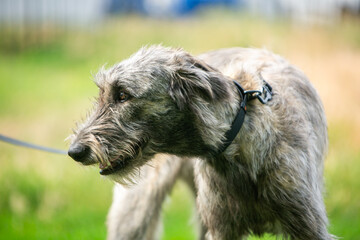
xmin=169 ymin=54 xmax=228 ymax=109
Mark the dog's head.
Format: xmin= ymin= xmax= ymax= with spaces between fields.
xmin=68 ymin=46 xmax=235 ymax=183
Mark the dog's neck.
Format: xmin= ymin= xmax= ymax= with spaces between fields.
xmin=192 ymin=77 xmax=242 ymax=155
xmin=201 ymin=71 xmax=268 ymax=159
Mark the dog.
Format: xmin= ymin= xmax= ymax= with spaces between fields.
xmin=68 ymin=45 xmax=332 ymax=239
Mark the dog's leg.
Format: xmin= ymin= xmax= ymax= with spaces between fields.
xmin=179 ymin=158 xmax=207 ymax=240
xmin=106 ymin=154 xmax=187 ymax=240
xmin=268 ymin=188 xmax=332 ymax=240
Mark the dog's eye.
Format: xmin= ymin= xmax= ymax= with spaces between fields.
xmin=119 ymin=91 xmax=129 ymax=103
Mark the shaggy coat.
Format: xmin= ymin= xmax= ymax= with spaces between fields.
xmin=69 ymin=46 xmax=331 ymax=240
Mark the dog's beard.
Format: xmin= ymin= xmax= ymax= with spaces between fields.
xmin=106 ymin=164 xmax=142 ymax=186
xmin=104 ymin=145 xmax=156 ymax=186
xmin=90 ymin=134 xmax=148 ymax=174
xmin=97 ymin=138 xmax=145 ymax=173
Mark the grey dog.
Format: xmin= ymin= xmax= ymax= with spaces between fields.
xmin=68 ymin=46 xmax=332 ymax=240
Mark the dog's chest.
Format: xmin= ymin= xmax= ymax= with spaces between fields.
xmin=194 ymin=160 xmax=277 ymax=236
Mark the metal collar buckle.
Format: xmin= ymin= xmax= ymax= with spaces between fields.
xmin=244 ymin=81 xmax=273 ymax=104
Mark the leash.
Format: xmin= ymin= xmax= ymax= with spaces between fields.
xmin=0 ymin=134 xmax=67 ymax=155
xmin=218 ymin=79 xmax=273 ymax=153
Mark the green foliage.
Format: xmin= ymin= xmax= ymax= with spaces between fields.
xmin=0 ymin=13 xmax=359 ymax=239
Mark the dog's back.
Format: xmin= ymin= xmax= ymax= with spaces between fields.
xmin=199 ymin=47 xmax=327 ymax=173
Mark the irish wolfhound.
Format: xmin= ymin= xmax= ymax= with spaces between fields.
xmin=68 ymin=46 xmax=331 ymax=240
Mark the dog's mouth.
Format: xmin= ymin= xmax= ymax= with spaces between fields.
xmin=99 ymin=156 xmax=132 ymax=175
xmin=98 ymin=141 xmax=145 ymax=176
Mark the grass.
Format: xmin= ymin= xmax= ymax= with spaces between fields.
xmin=0 ymin=12 xmax=360 ymax=239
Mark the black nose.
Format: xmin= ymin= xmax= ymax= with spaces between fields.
xmin=68 ymin=143 xmax=89 ymax=162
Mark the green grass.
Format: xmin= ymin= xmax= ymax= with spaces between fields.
xmin=1 ymin=12 xmax=360 ymax=239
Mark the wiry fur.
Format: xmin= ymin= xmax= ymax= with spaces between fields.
xmin=69 ymin=46 xmax=332 ymax=239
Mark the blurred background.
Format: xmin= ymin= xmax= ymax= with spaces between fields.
xmin=0 ymin=0 xmax=359 ymax=239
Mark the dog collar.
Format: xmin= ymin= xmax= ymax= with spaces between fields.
xmin=218 ymin=79 xmax=273 ymax=153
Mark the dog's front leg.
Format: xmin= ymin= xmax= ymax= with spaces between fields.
xmin=106 ymin=154 xmax=185 ymax=240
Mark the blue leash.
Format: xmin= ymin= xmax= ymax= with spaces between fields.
xmin=0 ymin=134 xmax=67 ymax=155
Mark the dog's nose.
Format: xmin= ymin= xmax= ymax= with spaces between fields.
xmin=68 ymin=143 xmax=89 ymax=162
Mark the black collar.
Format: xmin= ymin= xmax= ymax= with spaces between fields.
xmin=217 ymin=80 xmax=273 ymax=153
